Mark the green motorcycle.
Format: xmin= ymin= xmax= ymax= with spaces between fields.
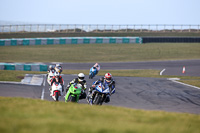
xmin=65 ymin=83 xmax=82 ymax=103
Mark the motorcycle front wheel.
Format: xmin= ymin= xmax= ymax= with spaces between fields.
xmin=93 ymin=94 xmax=102 ymax=105
xmin=68 ymin=95 xmax=77 ymax=102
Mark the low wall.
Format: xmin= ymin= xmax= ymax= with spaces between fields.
xmin=142 ymin=37 xmax=200 ymax=43
xmin=0 ymin=37 xmax=142 ymax=46
xmin=0 ymin=63 xmax=47 ymax=71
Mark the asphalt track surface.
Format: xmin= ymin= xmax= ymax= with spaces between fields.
xmin=1 ymin=60 xmax=200 ymax=114
xmin=47 ymin=59 xmax=200 ymax=76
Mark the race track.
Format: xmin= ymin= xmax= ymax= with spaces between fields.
xmin=0 ymin=60 xmax=200 ymax=114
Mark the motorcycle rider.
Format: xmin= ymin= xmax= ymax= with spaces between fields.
xmin=47 ymin=65 xmax=55 ymax=77
xmin=50 ymin=72 xmax=64 ymax=96
xmin=92 ymin=63 xmax=100 ymax=74
xmin=87 ymin=73 xmax=115 ymax=103
xmin=55 ymin=63 xmax=63 ymax=74
xmin=66 ymin=73 xmax=87 ymax=99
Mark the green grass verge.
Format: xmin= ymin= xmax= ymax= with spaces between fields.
xmin=0 ymin=97 xmax=199 ymax=133
xmin=1 ymin=32 xmax=200 ymax=39
xmin=0 ymin=43 xmax=200 ymax=62
xmin=1 ymin=70 xmax=200 ymax=87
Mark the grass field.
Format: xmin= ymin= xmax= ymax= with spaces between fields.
xmin=1 ymin=32 xmax=200 ymax=39
xmin=0 ymin=43 xmax=200 ymax=62
xmin=0 ymin=97 xmax=200 ymax=133
xmin=1 ymin=42 xmax=200 ymax=133
xmin=1 ymin=70 xmax=200 ymax=87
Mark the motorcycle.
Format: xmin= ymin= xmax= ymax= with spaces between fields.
xmin=88 ymin=82 xmax=110 ymax=105
xmin=65 ymin=83 xmax=82 ymax=103
xmin=89 ymin=67 xmax=98 ymax=79
xmin=50 ymin=82 xmax=63 ymax=101
xmin=47 ymin=70 xmax=55 ymax=85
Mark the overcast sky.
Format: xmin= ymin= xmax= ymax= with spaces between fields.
xmin=0 ymin=0 xmax=199 ymax=24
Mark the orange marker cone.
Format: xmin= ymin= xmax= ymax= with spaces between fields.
xmin=182 ymin=66 xmax=185 ymax=74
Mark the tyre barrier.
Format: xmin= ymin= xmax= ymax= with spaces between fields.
xmin=0 ymin=37 xmax=142 ymax=46
xmin=142 ymin=37 xmax=200 ymax=43
xmin=0 ymin=63 xmax=47 ymax=71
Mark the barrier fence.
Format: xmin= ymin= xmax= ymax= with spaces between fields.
xmin=0 ymin=63 xmax=47 ymax=71
xmin=0 ymin=24 xmax=199 ymax=33
xmin=0 ymin=37 xmax=142 ymax=46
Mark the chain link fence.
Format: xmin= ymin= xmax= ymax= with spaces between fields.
xmin=0 ymin=24 xmax=199 ymax=33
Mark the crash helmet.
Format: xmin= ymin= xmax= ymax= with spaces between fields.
xmin=105 ymin=73 xmax=112 ymax=82
xmin=56 ymin=64 xmax=61 ymax=67
xmin=55 ymin=67 xmax=60 ymax=73
xmin=49 ymin=65 xmax=53 ymax=69
xmin=78 ymin=73 xmax=85 ymax=81
xmin=94 ymin=63 xmax=99 ymax=67
xmin=55 ymin=72 xmax=60 ymax=77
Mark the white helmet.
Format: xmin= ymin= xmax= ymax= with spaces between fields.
xmin=55 ymin=67 xmax=60 ymax=73
xmin=49 ymin=65 xmax=53 ymax=69
xmin=78 ymin=73 xmax=85 ymax=81
xmin=56 ymin=64 xmax=61 ymax=67
xmin=55 ymin=72 xmax=60 ymax=77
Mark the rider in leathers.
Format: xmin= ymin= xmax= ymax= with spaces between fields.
xmin=87 ymin=73 xmax=115 ymax=103
xmin=50 ymin=72 xmax=64 ymax=96
xmin=66 ymin=73 xmax=87 ymax=99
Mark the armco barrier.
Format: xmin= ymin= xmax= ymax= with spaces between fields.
xmin=142 ymin=37 xmax=200 ymax=43
xmin=0 ymin=63 xmax=47 ymax=71
xmin=0 ymin=37 xmax=142 ymax=46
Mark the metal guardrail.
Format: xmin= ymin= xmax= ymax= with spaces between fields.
xmin=0 ymin=24 xmax=199 ymax=33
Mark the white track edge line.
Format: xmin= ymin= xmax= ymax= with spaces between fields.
xmin=160 ymin=68 xmax=166 ymax=75
xmin=41 ymin=75 xmax=46 ymax=100
xmin=171 ymin=80 xmax=200 ymax=90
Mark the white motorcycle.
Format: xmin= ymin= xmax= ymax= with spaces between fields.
xmin=47 ymin=70 xmax=55 ymax=85
xmin=50 ymin=82 xmax=63 ymax=101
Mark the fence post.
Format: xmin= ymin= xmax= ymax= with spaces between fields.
xmin=59 ymin=24 xmax=61 ymax=32
xmin=23 ymin=25 xmax=25 ymax=33
xmin=181 ymin=25 xmax=182 ymax=32
xmin=30 ymin=24 xmax=32 ymax=32
xmin=9 ymin=25 xmax=11 ymax=33
xmin=52 ymin=24 xmax=54 ymax=31
xmin=44 ymin=24 xmax=46 ymax=32
xmin=118 ymin=25 xmax=120 ymax=32
xmin=37 ymin=24 xmax=39 ymax=32
xmin=189 ymin=25 xmax=191 ymax=32
xmin=81 ymin=25 xmax=83 ymax=32
xmin=16 ymin=25 xmax=18 ymax=32
xmin=148 ymin=24 xmax=150 ymax=32
xmin=75 ymin=24 xmax=77 ymax=32
xmin=111 ymin=25 xmax=113 ymax=32
xmin=156 ymin=24 xmax=158 ymax=32
xmin=2 ymin=25 xmax=4 ymax=32
xmin=67 ymin=24 xmax=69 ymax=33
xmin=140 ymin=24 xmax=142 ymax=32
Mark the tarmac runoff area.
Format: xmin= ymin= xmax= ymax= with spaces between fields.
xmin=0 ymin=74 xmax=44 ymax=86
